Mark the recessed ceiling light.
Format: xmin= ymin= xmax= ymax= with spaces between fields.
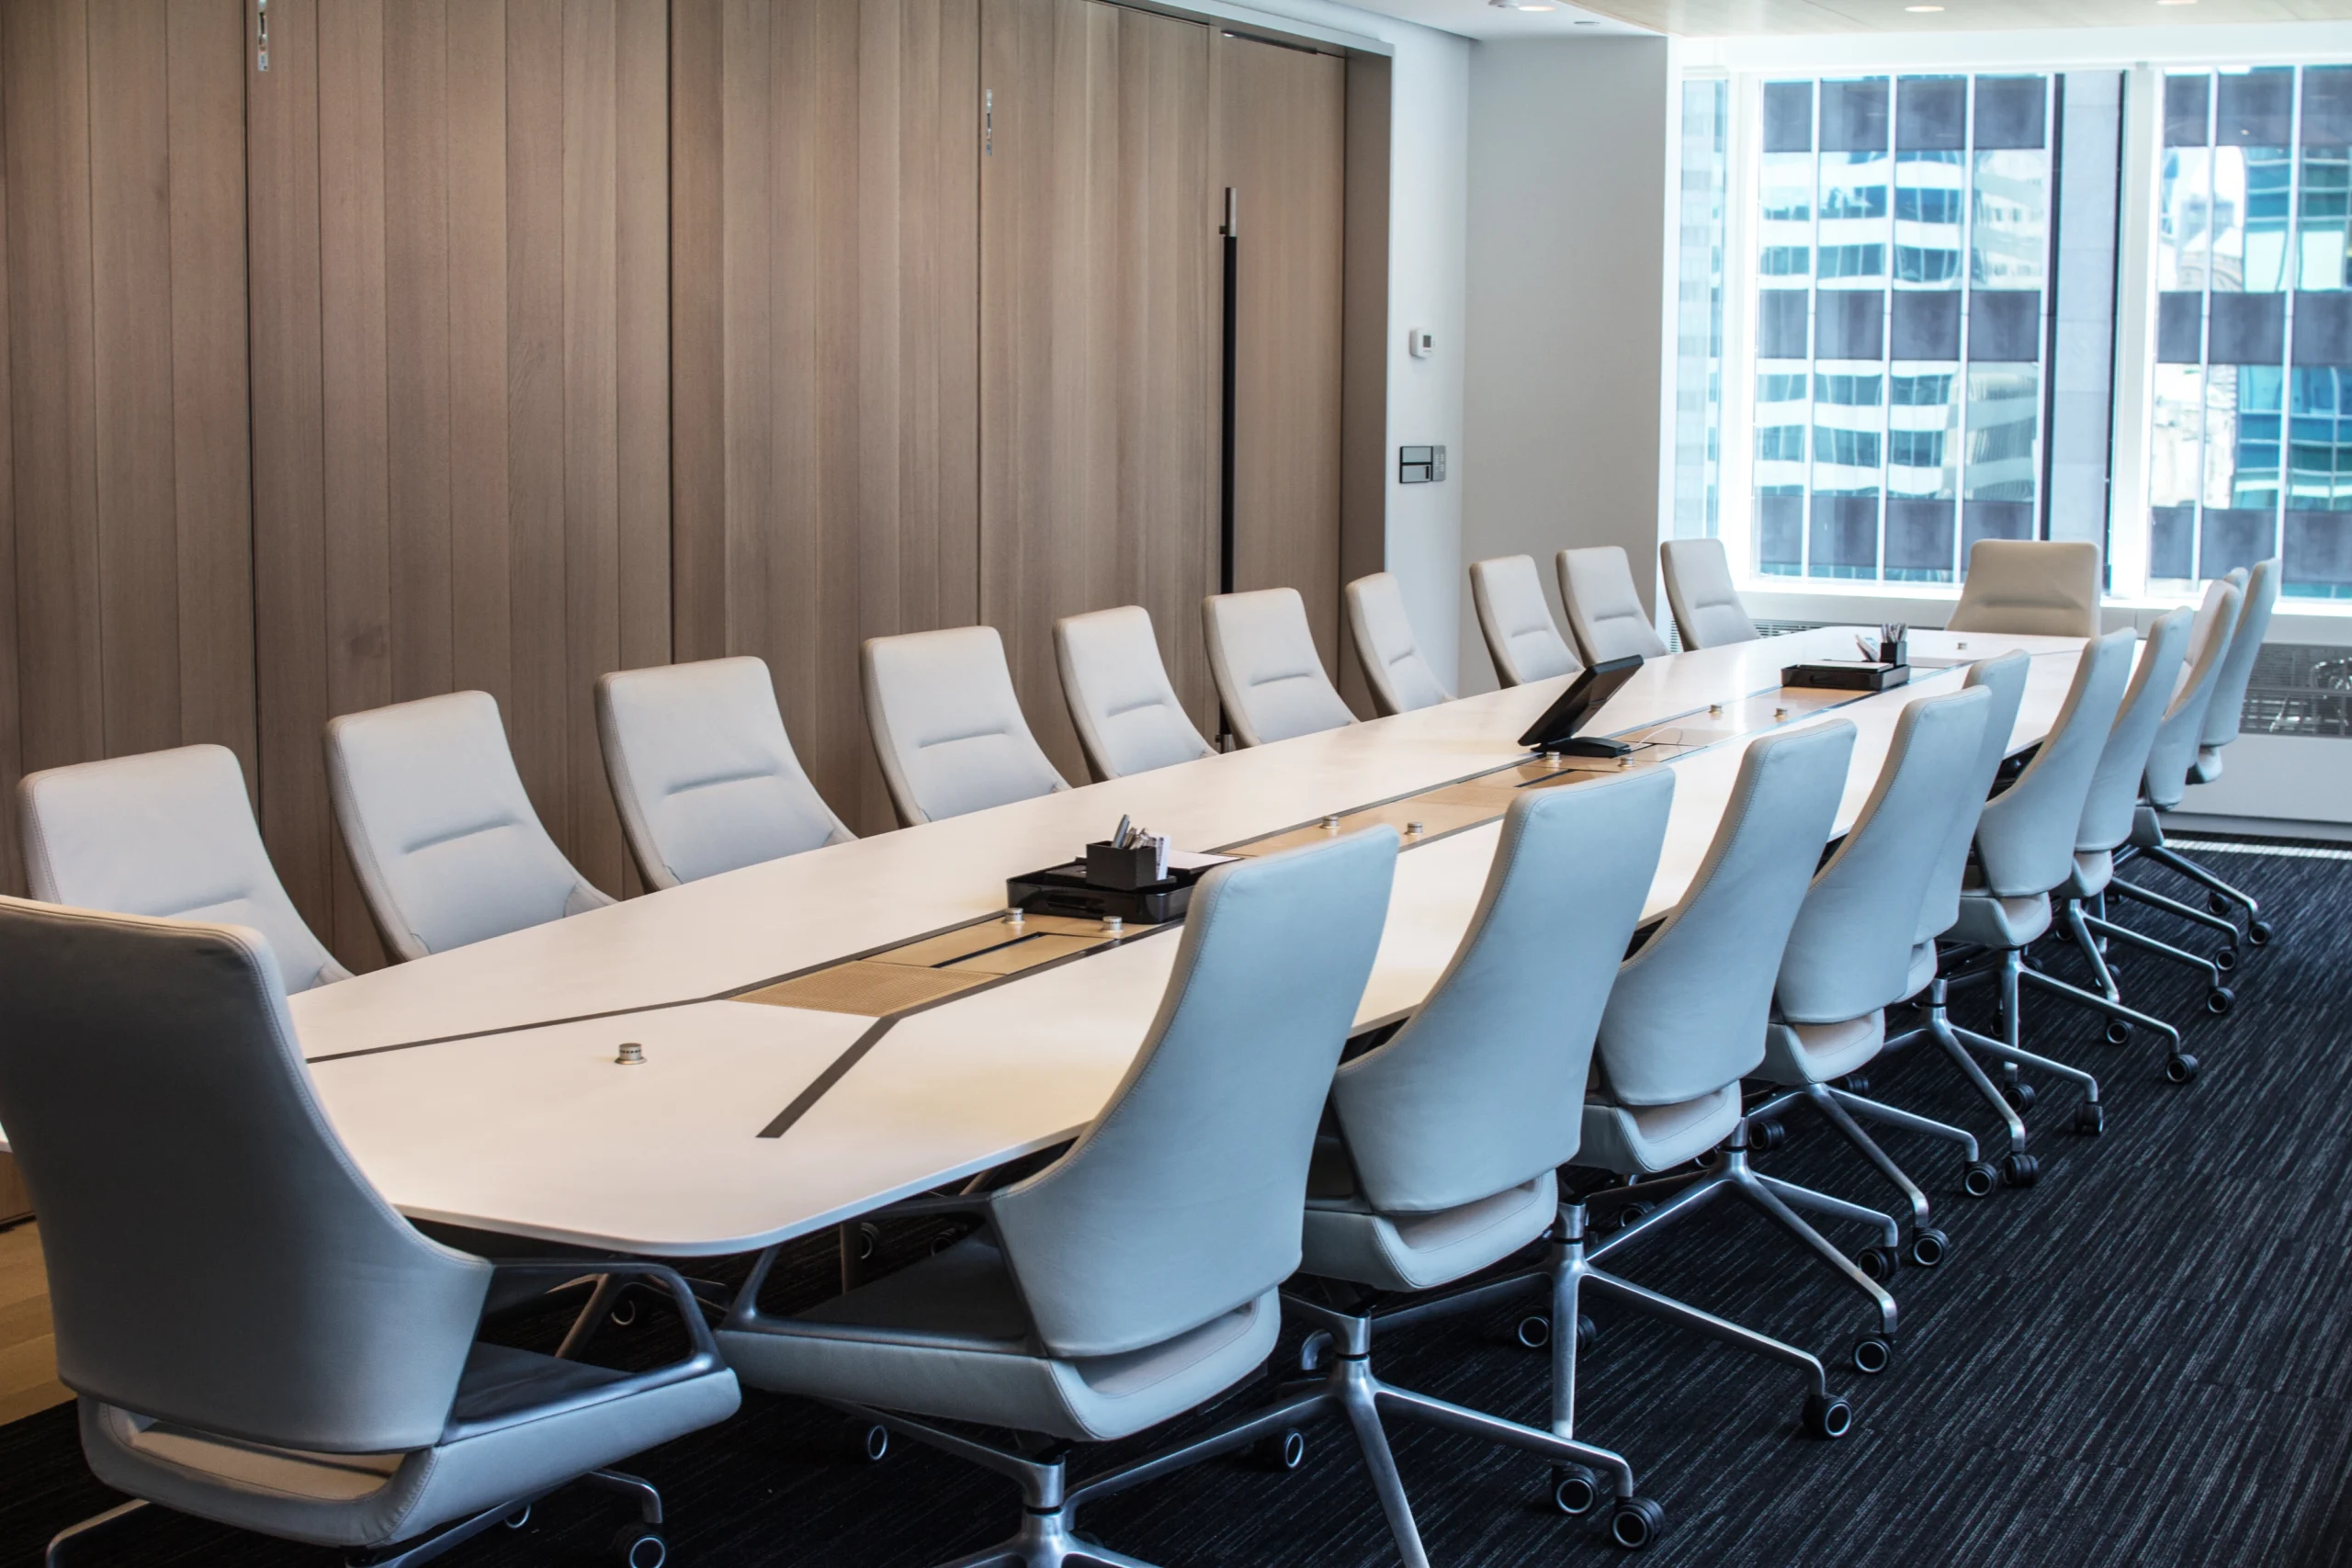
xmin=1487 ymin=0 xmax=1559 ymax=8
xmin=2156 ymin=0 xmax=2196 ymax=6
xmin=1905 ymin=5 xmax=1942 ymax=10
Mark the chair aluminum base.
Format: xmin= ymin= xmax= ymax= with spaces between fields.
xmin=2064 ymin=896 xmax=2224 ymax=1005
xmin=1882 ymin=973 xmax=2031 ymax=1160
xmin=46 ymin=1471 xmax=663 ymax=1568
xmin=1744 ymin=1078 xmax=1981 ymax=1231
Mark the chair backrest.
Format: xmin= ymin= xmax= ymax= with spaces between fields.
xmin=1556 ymin=547 xmax=1670 ymax=664
xmin=1468 ymin=555 xmax=1581 ymax=688
xmin=1916 ymin=651 xmax=2032 ymax=945
xmin=2199 ymin=557 xmax=2278 ymax=752
xmin=1779 ymin=689 xmax=1991 ymax=1024
xmin=1595 ymin=721 xmax=1856 ymax=1106
xmin=1054 ymin=606 xmax=1216 ymax=782
xmin=2143 ymin=579 xmax=2244 ymax=810
xmin=325 ymin=691 xmax=614 ymax=962
xmin=17 ymin=745 xmax=348 ymax=994
xmin=989 ymin=829 xmax=1396 ymax=1359
xmin=596 ymin=657 xmax=853 ymax=890
xmin=1660 ymin=537 xmax=1760 ymax=649
xmin=862 ymin=626 xmax=1070 ymax=826
xmin=1332 ymin=771 xmax=1673 ymax=1213
xmin=2077 ymin=609 xmax=2191 ymax=855
xmin=1202 ymin=588 xmax=1358 ymax=748
xmin=1344 ymin=572 xmax=1453 ymax=717
xmin=0 ymin=899 xmax=489 ymax=1452
xmin=1973 ymin=628 xmax=2135 ymax=897
xmin=1945 ymin=539 xmax=2103 ymax=637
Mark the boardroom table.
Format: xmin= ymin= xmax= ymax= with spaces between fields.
xmin=138 ymin=627 xmax=2091 ymax=1261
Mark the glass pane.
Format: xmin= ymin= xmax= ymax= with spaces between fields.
xmin=1894 ymin=151 xmax=1963 ymax=285
xmin=1818 ymin=151 xmax=1890 ymax=288
xmin=1962 ymin=366 xmax=2039 ymax=501
xmin=2210 ymin=146 xmax=2256 ymax=291
xmin=1756 ymin=367 xmax=1811 ymax=501
xmin=2227 ymin=144 xmax=2294 ymax=291
xmin=2287 ymin=367 xmax=2347 ymax=508
xmin=2159 ymin=145 xmax=2214 ymax=292
xmin=1971 ymin=150 xmax=2047 ymax=290
xmin=1810 ymin=367 xmax=1884 ymax=500
xmin=1672 ymin=79 xmax=1728 ymax=541
xmin=2148 ymin=363 xmax=2205 ymax=510
xmin=2298 ymin=143 xmax=2351 ymax=291
xmin=2203 ymin=364 xmax=2240 ymax=510
xmin=1887 ymin=367 xmax=1960 ymax=501
xmin=2231 ymin=365 xmax=2282 ymax=509
xmin=1759 ymin=152 xmax=1815 ymax=288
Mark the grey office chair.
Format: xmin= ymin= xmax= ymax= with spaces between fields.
xmin=17 ymin=744 xmax=349 ymax=994
xmin=1053 ymin=606 xmax=1216 ymax=781
xmin=1746 ymin=687 xmax=1994 ymax=1255
xmin=1556 ymin=547 xmax=1669 ymax=665
xmin=718 ymin=829 xmax=1398 ymax=1568
xmin=1468 ymin=554 xmax=1581 ymax=688
xmin=325 ymin=692 xmax=615 ymax=961
xmin=2131 ymin=558 xmax=2281 ymax=944
xmin=0 ymin=898 xmax=739 ymax=1568
xmin=1945 ymin=539 xmax=2102 ymax=637
xmin=2050 ymin=611 xmax=2232 ymax=1036
xmin=1877 ymin=652 xmax=2038 ymax=1180
xmin=1659 ymin=538 xmax=1759 ymax=649
xmin=2108 ymin=580 xmax=2253 ymax=963
xmin=863 ymin=626 xmax=1071 ymax=826
xmin=1577 ymin=722 xmax=1911 ymax=1374
xmin=1934 ymin=629 xmax=2175 ymax=1137
xmin=596 ymin=656 xmax=854 ymax=890
xmin=1345 ymin=572 xmax=1453 ymax=716
xmin=1203 ymin=588 xmax=1358 ymax=747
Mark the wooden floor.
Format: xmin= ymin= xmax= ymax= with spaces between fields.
xmin=0 ymin=1224 xmax=65 ymax=1427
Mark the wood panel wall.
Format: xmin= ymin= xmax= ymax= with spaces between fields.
xmin=672 ymin=0 xmax=980 ymax=835
xmin=248 ymin=0 xmax=670 ymax=964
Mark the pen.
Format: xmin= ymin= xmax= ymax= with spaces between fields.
xmin=1113 ymin=815 xmax=1132 ymax=848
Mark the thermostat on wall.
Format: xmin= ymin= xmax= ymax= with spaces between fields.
xmin=1408 ymin=328 xmax=1436 ymax=358
xmin=1399 ymin=446 xmax=1446 ymax=484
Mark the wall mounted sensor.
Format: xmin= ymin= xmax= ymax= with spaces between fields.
xmin=1408 ymin=328 xmax=1436 ymax=358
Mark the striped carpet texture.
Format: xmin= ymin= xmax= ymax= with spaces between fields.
xmin=1 ymin=842 xmax=2342 ymax=1568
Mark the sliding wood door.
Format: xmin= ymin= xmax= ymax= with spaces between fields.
xmin=671 ymin=0 xmax=980 ymax=835
xmin=979 ymin=0 xmax=1216 ymax=782
xmin=1216 ymin=30 xmax=1347 ymax=682
xmin=249 ymin=0 xmax=670 ymax=966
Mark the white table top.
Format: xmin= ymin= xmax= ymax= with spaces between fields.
xmin=198 ymin=627 xmax=2090 ymax=1256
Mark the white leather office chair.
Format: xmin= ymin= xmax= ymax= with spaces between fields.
xmin=2154 ymin=557 xmax=2281 ymax=941
xmin=1052 ymin=606 xmax=1215 ymax=782
xmin=718 ymin=829 xmax=1397 ymax=1568
xmin=0 ymin=898 xmax=739 ymax=1568
xmin=1747 ymin=688 xmax=1993 ymax=1251
xmin=1659 ymin=537 xmax=1759 ymax=649
xmin=1202 ymin=588 xmax=1357 ymax=748
xmin=324 ymin=692 xmax=614 ymax=963
xmin=862 ymin=626 xmax=1070 ymax=826
xmin=1556 ymin=547 xmax=1668 ymax=665
xmin=1468 ymin=555 xmax=1581 ymax=688
xmin=596 ymin=657 xmax=854 ymax=890
xmin=1344 ymin=572 xmax=1453 ymax=716
xmin=17 ymin=745 xmax=348 ymax=994
xmin=1577 ymin=721 xmax=1910 ymax=1374
xmin=1945 ymin=540 xmax=2103 ymax=637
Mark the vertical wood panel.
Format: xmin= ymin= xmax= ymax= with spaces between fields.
xmin=667 ymin=0 xmax=725 ymax=666
xmin=1216 ymin=33 xmax=1346 ymax=680
xmin=384 ymin=0 xmax=453 ymax=705
xmin=446 ymin=0 xmax=511 ymax=704
xmin=0 ymin=0 xmax=17 ymax=896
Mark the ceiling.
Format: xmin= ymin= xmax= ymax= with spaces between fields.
xmin=1347 ymin=0 xmax=2352 ymax=37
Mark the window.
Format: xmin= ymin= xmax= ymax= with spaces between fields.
xmin=1671 ymin=80 xmax=1729 ymax=542
xmin=1745 ymin=74 xmax=2053 ymax=583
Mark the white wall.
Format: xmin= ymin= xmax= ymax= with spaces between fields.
xmin=1222 ymin=0 xmax=1473 ymax=689
xmin=1455 ymin=37 xmax=1675 ymax=693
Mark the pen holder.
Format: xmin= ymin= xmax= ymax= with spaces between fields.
xmin=1878 ymin=637 xmax=1908 ymax=668
xmin=1086 ymin=840 xmax=1163 ymax=890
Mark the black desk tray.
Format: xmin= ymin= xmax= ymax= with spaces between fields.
xmin=1781 ymin=660 xmax=1911 ymax=693
xmin=1007 ymin=860 xmax=1206 ymax=924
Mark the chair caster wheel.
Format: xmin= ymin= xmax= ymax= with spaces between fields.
xmin=2215 ymin=946 xmax=2238 ymax=973
xmin=503 ymin=1505 xmax=532 ymax=1529
xmin=1298 ymin=1330 xmax=1334 ymax=1373
xmin=613 ymin=1526 xmax=668 ymax=1568
xmin=1851 ymin=1336 xmax=1893 ymax=1375
xmin=1608 ymin=1495 xmax=1664 ymax=1550
xmin=2104 ymin=1020 xmax=2132 ymax=1045
xmin=1514 ymin=1313 xmax=1551 ymax=1350
xmin=1552 ymin=1462 xmax=1600 ymax=1516
xmin=2001 ymin=1080 xmax=2036 ymax=1110
xmin=1839 ymin=1072 xmax=1870 ymax=1094
xmin=842 ymin=1419 xmax=888 ymax=1463
xmin=1906 ymin=1228 xmax=1948 ymax=1269
xmin=2206 ymin=986 xmax=2234 ymax=1016
xmin=2073 ymin=1103 xmax=2105 ymax=1136
xmin=608 ymin=1294 xmax=639 ymax=1328
xmin=2250 ymin=919 xmax=2274 ymax=946
xmin=2002 ymin=1152 xmax=2040 ymax=1188
xmin=1856 ymin=1244 xmax=1900 ymax=1282
xmin=1613 ymin=1201 xmax=1653 ymax=1232
xmin=2208 ymin=890 xmax=2234 ymax=917
xmin=1749 ymin=1119 xmax=1787 ymax=1153
xmin=1803 ymin=1391 xmax=1854 ymax=1438
xmin=2165 ymin=1052 xmax=2199 ymax=1084
xmin=1577 ymin=1313 xmax=1597 ymax=1353
xmin=1252 ymin=1427 xmax=1306 ymax=1472
xmin=1962 ymin=1161 xmax=1998 ymax=1199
